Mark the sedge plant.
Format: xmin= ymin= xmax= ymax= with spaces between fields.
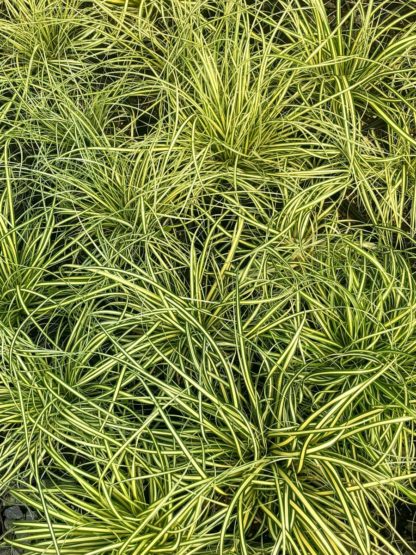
xmin=0 ymin=0 xmax=416 ymax=554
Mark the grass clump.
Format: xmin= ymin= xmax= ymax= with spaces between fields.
xmin=0 ymin=0 xmax=416 ymax=553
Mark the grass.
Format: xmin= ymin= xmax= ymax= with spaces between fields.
xmin=0 ymin=0 xmax=415 ymax=553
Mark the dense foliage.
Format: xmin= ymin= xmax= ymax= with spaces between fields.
xmin=0 ymin=0 xmax=415 ymax=553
